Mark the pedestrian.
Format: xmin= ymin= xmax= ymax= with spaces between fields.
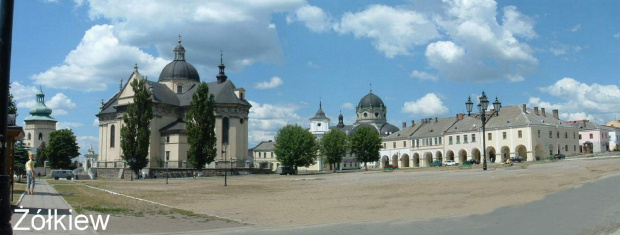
xmin=26 ymin=153 xmax=36 ymax=195
xmin=37 ymin=172 xmax=41 ymax=180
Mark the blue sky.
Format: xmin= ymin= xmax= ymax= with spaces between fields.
xmin=9 ymin=0 xmax=620 ymax=156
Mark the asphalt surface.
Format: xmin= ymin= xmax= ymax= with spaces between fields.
xmin=210 ymin=172 xmax=620 ymax=235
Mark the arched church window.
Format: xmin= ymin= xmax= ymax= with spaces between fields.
xmin=363 ymin=113 xmax=368 ymax=118
xmin=27 ymin=133 xmax=31 ymax=140
xmin=222 ymin=117 xmax=230 ymax=145
xmin=240 ymin=118 xmax=244 ymax=124
xmin=38 ymin=133 xmax=43 ymax=140
xmin=317 ymin=123 xmax=321 ymax=127
xmin=110 ymin=125 xmax=115 ymax=147
xmin=177 ymin=85 xmax=182 ymax=94
xmin=374 ymin=113 xmax=379 ymax=117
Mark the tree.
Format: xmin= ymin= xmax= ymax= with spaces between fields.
xmin=186 ymin=82 xmax=217 ymax=170
xmin=274 ymin=124 xmax=318 ymax=173
xmin=13 ymin=141 xmax=29 ymax=182
xmin=8 ymin=84 xmax=17 ymax=115
xmin=350 ymin=126 xmax=382 ymax=171
xmin=35 ymin=141 xmax=47 ymax=166
xmin=47 ymin=129 xmax=80 ymax=169
xmin=121 ymin=77 xmax=153 ymax=176
xmin=320 ymin=129 xmax=349 ymax=172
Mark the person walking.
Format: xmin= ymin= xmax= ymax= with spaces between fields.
xmin=26 ymin=152 xmax=36 ymax=195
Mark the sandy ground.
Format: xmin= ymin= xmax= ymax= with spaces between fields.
xmin=87 ymin=156 xmax=620 ymax=229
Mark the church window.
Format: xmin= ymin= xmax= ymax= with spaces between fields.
xmin=222 ymin=117 xmax=230 ymax=144
xmin=27 ymin=133 xmax=31 ymax=140
xmin=271 ymin=152 xmax=274 ymax=158
xmin=317 ymin=123 xmax=321 ymax=127
xmin=240 ymin=93 xmax=244 ymax=100
xmin=39 ymin=133 xmax=43 ymax=140
xmin=363 ymin=113 xmax=368 ymax=118
xmin=393 ymin=142 xmax=396 ymax=148
xmin=166 ymin=151 xmax=170 ymax=161
xmin=403 ymin=141 xmax=406 ymax=147
xmin=166 ymin=135 xmax=170 ymax=143
xmin=240 ymin=118 xmax=244 ymax=124
xmin=177 ymin=85 xmax=182 ymax=94
xmin=374 ymin=113 xmax=378 ymax=117
xmin=110 ymin=125 xmax=115 ymax=147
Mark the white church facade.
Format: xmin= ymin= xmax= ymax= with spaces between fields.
xmin=96 ymin=39 xmax=251 ymax=169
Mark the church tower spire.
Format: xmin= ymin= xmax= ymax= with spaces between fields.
xmin=173 ymin=34 xmax=186 ymax=61
xmin=217 ymin=52 xmax=228 ymax=84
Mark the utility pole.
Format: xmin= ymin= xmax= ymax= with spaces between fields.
xmin=0 ymin=0 xmax=15 ymax=233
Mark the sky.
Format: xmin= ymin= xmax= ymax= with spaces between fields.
xmin=9 ymin=0 xmax=620 ymax=157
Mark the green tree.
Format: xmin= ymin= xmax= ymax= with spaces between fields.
xmin=350 ymin=126 xmax=382 ymax=171
xmin=186 ymin=82 xmax=217 ymax=170
xmin=47 ymin=129 xmax=80 ymax=169
xmin=121 ymin=77 xmax=153 ymax=176
xmin=13 ymin=141 xmax=29 ymax=182
xmin=8 ymin=84 xmax=17 ymax=115
xmin=274 ymin=124 xmax=318 ymax=173
xmin=320 ymin=129 xmax=349 ymax=172
xmin=35 ymin=141 xmax=47 ymax=166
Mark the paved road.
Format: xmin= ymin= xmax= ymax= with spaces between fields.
xmin=210 ymin=172 xmax=620 ymax=235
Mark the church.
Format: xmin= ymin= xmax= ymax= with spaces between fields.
xmin=24 ymin=88 xmax=57 ymax=151
xmin=96 ymin=38 xmax=251 ymax=169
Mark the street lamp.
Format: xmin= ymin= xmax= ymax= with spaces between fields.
xmin=165 ymin=160 xmax=169 ymax=184
xmin=466 ymin=91 xmax=501 ymax=171
xmin=223 ymin=142 xmax=228 ymax=186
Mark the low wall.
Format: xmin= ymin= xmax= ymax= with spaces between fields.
xmin=93 ymin=167 xmax=272 ymax=179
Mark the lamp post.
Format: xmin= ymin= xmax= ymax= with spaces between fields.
xmin=466 ymin=91 xmax=501 ymax=171
xmin=223 ymin=142 xmax=228 ymax=186
xmin=165 ymin=160 xmax=169 ymax=184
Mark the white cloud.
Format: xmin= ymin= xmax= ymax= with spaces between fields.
xmin=548 ymin=42 xmax=582 ymax=56
xmin=57 ymin=122 xmax=84 ymax=130
xmin=31 ymin=25 xmax=168 ymax=91
xmin=428 ymin=0 xmax=537 ymax=82
xmin=268 ymin=23 xmax=276 ymax=29
xmin=614 ymin=33 xmax=620 ymax=38
xmin=248 ymin=100 xmax=303 ymax=146
xmin=10 ymin=82 xmax=38 ymax=104
xmin=287 ymin=5 xmax=332 ymax=33
xmin=254 ymin=77 xmax=283 ymax=89
xmin=410 ymin=70 xmax=438 ymax=81
xmin=570 ymin=24 xmax=581 ymax=32
xmin=307 ymin=61 xmax=319 ymax=68
xmin=425 ymin=41 xmax=464 ymax=64
xmin=46 ymin=93 xmax=77 ymax=115
xmin=335 ymin=5 xmax=440 ymax=58
xmin=341 ymin=102 xmax=355 ymax=110
xmin=35 ymin=0 xmax=308 ymax=91
xmin=93 ymin=118 xmax=99 ymax=127
xmin=402 ymin=93 xmax=449 ymax=117
xmin=529 ymin=77 xmax=620 ymax=122
xmin=77 ymin=136 xmax=99 ymax=156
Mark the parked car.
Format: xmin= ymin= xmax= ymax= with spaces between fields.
xmin=468 ymin=159 xmax=480 ymax=165
xmin=429 ymin=160 xmax=442 ymax=167
xmin=50 ymin=170 xmax=74 ymax=180
xmin=277 ymin=166 xmax=297 ymax=175
xmin=445 ymin=160 xmax=458 ymax=166
xmin=553 ymin=153 xmax=566 ymax=159
xmin=510 ymin=156 xmax=523 ymax=162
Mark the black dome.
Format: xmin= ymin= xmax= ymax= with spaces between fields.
xmin=358 ymin=92 xmax=385 ymax=108
xmin=159 ymin=60 xmax=200 ymax=82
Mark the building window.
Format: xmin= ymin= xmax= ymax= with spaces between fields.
xmin=403 ymin=141 xmax=407 ymax=147
xmin=222 ymin=117 xmax=230 ymax=144
xmin=573 ymin=132 xmax=576 ymax=139
xmin=27 ymin=133 xmax=31 ymax=140
xmin=393 ymin=142 xmax=396 ymax=148
xmin=439 ymin=137 xmax=442 ymax=145
xmin=574 ymin=145 xmax=576 ymax=151
xmin=383 ymin=143 xmax=386 ymax=149
xmin=456 ymin=136 xmax=460 ymax=144
xmin=472 ymin=134 xmax=476 ymax=142
xmin=549 ymin=131 xmax=552 ymax=138
xmin=589 ymin=133 xmax=593 ymax=139
xmin=39 ymin=133 xmax=43 ymax=140
xmin=416 ymin=139 xmax=420 ymax=146
xmin=538 ymin=130 xmax=541 ymax=138
xmin=518 ymin=130 xmax=522 ymax=138
xmin=177 ymin=85 xmax=182 ymax=94
xmin=166 ymin=135 xmax=170 ymax=143
xmin=449 ymin=136 xmax=453 ymax=145
xmin=579 ymin=134 xmax=582 ymax=140
xmin=503 ymin=132 xmax=507 ymax=140
xmin=488 ymin=133 xmax=492 ymax=141
xmin=565 ymin=132 xmax=568 ymax=138
xmin=464 ymin=135 xmax=468 ymax=143
xmin=565 ymin=145 xmax=568 ymax=152
xmin=271 ymin=152 xmax=274 ymax=158
xmin=557 ymin=131 xmax=560 ymax=138
xmin=166 ymin=151 xmax=170 ymax=161
xmin=110 ymin=125 xmax=115 ymax=147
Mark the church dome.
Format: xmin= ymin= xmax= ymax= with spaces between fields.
xmin=24 ymin=88 xmax=56 ymax=122
xmin=357 ymin=92 xmax=385 ymax=109
xmin=158 ymin=37 xmax=200 ymax=82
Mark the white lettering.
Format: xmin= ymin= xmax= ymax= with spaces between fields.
xmin=54 ymin=209 xmax=66 ymax=230
xmin=74 ymin=215 xmax=88 ymax=231
xmin=13 ymin=207 xmax=29 ymax=231
xmin=31 ymin=210 xmax=45 ymax=231
xmin=90 ymin=214 xmax=110 ymax=230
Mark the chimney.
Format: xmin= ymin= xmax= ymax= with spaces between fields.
xmin=522 ymin=104 xmax=527 ymax=113
xmin=457 ymin=113 xmax=464 ymax=120
xmin=541 ymin=108 xmax=546 ymax=116
xmin=552 ymin=109 xmax=559 ymax=119
xmin=402 ymin=122 xmax=407 ymax=128
xmin=411 ymin=120 xmax=415 ymax=126
xmin=534 ymin=107 xmax=539 ymax=115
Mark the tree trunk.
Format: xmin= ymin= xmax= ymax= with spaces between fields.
xmin=333 ymin=163 xmax=336 ymax=173
xmin=364 ymin=162 xmax=368 ymax=171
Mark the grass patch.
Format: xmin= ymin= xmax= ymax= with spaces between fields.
xmin=12 ymin=182 xmax=26 ymax=206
